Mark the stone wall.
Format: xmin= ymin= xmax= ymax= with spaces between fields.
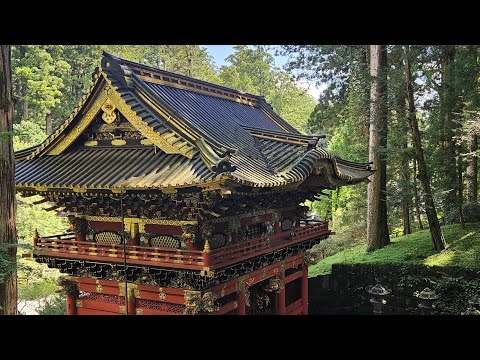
xmin=309 ymin=264 xmax=480 ymax=315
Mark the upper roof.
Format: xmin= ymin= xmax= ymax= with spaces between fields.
xmin=15 ymin=51 xmax=372 ymax=194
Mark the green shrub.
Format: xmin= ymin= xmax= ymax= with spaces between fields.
xmin=445 ymin=201 xmax=480 ymax=224
xmin=18 ymin=278 xmax=60 ymax=301
xmin=37 ymin=295 xmax=66 ymax=315
xmin=432 ymin=276 xmax=480 ymax=315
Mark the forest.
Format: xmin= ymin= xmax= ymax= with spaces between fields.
xmin=1 ymin=45 xmax=480 ymax=315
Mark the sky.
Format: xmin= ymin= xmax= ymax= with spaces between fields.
xmin=202 ymin=45 xmax=324 ymax=100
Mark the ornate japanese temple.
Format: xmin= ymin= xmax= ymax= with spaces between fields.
xmin=14 ymin=51 xmax=372 ymax=315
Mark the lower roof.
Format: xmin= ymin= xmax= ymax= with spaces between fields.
xmin=15 ymin=137 xmax=372 ymax=192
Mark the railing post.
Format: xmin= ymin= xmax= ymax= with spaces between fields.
xmin=33 ymin=229 xmax=39 ymax=247
xmin=203 ymin=240 xmax=211 ymax=267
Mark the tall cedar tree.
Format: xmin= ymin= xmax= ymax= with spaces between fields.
xmin=464 ymin=46 xmax=479 ymax=202
xmin=405 ymin=46 xmax=446 ymax=250
xmin=0 ymin=45 xmax=17 ymax=315
xmin=367 ymin=45 xmax=390 ymax=251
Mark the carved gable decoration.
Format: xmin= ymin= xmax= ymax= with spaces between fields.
xmin=45 ymin=78 xmax=196 ymax=158
xmin=101 ymin=98 xmax=117 ymax=124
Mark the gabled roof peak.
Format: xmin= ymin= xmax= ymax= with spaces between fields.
xmin=101 ymin=50 xmax=264 ymax=104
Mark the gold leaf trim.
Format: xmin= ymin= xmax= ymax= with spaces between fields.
xmin=45 ymin=73 xmax=195 ymax=158
xmin=140 ymin=139 xmax=153 ymax=145
xmin=101 ymin=98 xmax=117 ymax=124
xmin=84 ymin=140 xmax=98 ymax=147
xmin=111 ymin=139 xmax=127 ymax=146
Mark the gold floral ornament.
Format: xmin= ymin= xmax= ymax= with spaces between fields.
xmin=181 ymin=224 xmax=197 ymax=243
xmin=184 ymin=291 xmax=203 ymax=315
xmin=184 ymin=291 xmax=219 ymax=314
xmin=201 ymin=292 xmax=219 ymax=313
xmin=101 ymin=99 xmax=117 ymax=124
xmin=264 ymin=276 xmax=284 ymax=293
xmin=304 ymin=251 xmax=319 ymax=266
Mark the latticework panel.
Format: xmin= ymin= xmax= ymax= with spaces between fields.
xmin=137 ymin=298 xmax=184 ymax=314
xmin=150 ymin=236 xmax=180 ymax=249
xmin=95 ymin=231 xmax=122 ymax=245
xmin=79 ymin=291 xmax=126 ymax=305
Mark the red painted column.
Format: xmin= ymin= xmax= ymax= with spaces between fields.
xmin=66 ymin=290 xmax=79 ymax=315
xmin=76 ymin=233 xmax=86 ymax=242
xmin=127 ymin=288 xmax=136 ymax=315
xmin=237 ymin=290 xmax=246 ymax=315
xmin=276 ymin=274 xmax=286 ymax=315
xmin=301 ymin=264 xmax=309 ymax=315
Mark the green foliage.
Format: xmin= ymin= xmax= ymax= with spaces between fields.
xmin=16 ymin=194 xmax=69 ymax=245
xmin=310 ymin=224 xmax=365 ymax=260
xmin=309 ymin=223 xmax=480 ymax=277
xmin=432 ymin=276 xmax=480 ymax=315
xmin=219 ymin=46 xmax=316 ymax=133
xmin=13 ymin=120 xmax=46 ymax=150
xmin=37 ymin=295 xmax=67 ymax=315
xmin=18 ymin=277 xmax=59 ymax=301
xmin=104 ymin=45 xmax=219 ymax=83
xmin=0 ymin=244 xmax=16 ymax=284
xmin=12 ymin=45 xmax=69 ymax=126
xmin=445 ymin=201 xmax=480 ymax=224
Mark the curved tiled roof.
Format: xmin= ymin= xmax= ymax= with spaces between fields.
xmin=15 ymin=52 xmax=372 ymax=193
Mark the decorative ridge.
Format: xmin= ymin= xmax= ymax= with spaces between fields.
xmin=101 ymin=50 xmax=261 ymax=102
xmin=102 ymin=50 xmax=300 ymax=135
xmin=246 ymin=127 xmax=320 ymax=146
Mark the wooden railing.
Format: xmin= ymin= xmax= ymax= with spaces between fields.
xmin=34 ymin=222 xmax=330 ymax=271
xmin=292 ymin=221 xmax=329 ymax=241
xmin=35 ymin=238 xmax=205 ymax=271
xmin=210 ymin=236 xmax=271 ymax=267
xmin=208 ymin=221 xmax=330 ymax=268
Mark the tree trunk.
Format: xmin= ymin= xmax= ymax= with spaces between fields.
xmin=466 ymin=135 xmax=478 ymax=202
xmin=401 ymin=140 xmax=412 ymax=235
xmin=358 ymin=46 xmax=370 ymax=139
xmin=412 ymin=157 xmax=424 ymax=230
xmin=0 ymin=45 xmax=18 ymax=315
xmin=405 ymin=46 xmax=446 ymax=250
xmin=21 ymin=84 xmax=28 ymax=121
xmin=440 ymin=46 xmax=457 ymax=219
xmin=395 ymin=75 xmax=412 ymax=235
xmin=456 ymin=148 xmax=465 ymax=229
xmin=367 ymin=45 xmax=390 ymax=251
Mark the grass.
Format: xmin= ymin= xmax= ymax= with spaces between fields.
xmin=309 ymin=222 xmax=480 ymax=277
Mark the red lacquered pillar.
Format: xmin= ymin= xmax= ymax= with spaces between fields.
xmin=237 ymin=289 xmax=246 ymax=315
xmin=276 ymin=274 xmax=286 ymax=315
xmin=66 ymin=290 xmax=79 ymax=315
xmin=127 ymin=288 xmax=136 ymax=315
xmin=301 ymin=264 xmax=309 ymax=315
